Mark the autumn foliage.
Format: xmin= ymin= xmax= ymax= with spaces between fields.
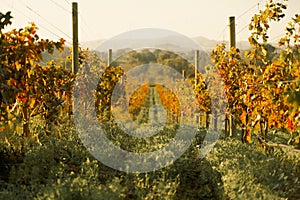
xmin=211 ymin=0 xmax=300 ymax=146
xmin=0 ymin=12 xmax=73 ymax=140
xmin=1 ymin=0 xmax=299 ymax=150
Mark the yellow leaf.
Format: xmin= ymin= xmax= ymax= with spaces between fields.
xmin=27 ymin=68 xmax=34 ymax=78
xmin=29 ymin=98 xmax=36 ymax=108
xmin=16 ymin=62 xmax=22 ymax=71
xmin=262 ymin=47 xmax=267 ymax=56
xmin=43 ymin=79 xmax=47 ymax=86
xmin=240 ymin=110 xmax=248 ymax=125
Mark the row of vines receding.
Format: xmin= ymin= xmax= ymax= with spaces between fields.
xmin=210 ymin=0 xmax=300 ymax=150
xmin=0 ymin=1 xmax=299 ymax=153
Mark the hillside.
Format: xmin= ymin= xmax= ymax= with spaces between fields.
xmin=80 ymin=35 xmax=252 ymax=53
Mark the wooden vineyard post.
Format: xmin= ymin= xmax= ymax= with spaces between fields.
xmin=69 ymin=2 xmax=79 ymax=123
xmin=72 ymin=2 xmax=79 ymax=74
xmin=229 ymin=16 xmax=236 ymax=48
xmin=206 ymin=112 xmax=210 ymax=129
xmin=108 ymin=49 xmax=112 ymax=66
xmin=228 ymin=16 xmax=236 ymax=137
xmin=195 ymin=50 xmax=199 ymax=87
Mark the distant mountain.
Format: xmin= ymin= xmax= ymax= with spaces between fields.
xmin=192 ymin=36 xmax=252 ymax=52
xmin=94 ymin=29 xmax=201 ymax=53
xmin=80 ymin=39 xmax=105 ymax=50
xmin=191 ymin=36 xmax=221 ymax=52
xmin=80 ymin=35 xmax=252 ymax=53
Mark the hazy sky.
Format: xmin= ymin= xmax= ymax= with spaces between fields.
xmin=1 ymin=0 xmax=300 ymax=45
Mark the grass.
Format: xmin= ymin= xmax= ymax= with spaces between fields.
xmin=206 ymin=135 xmax=300 ymax=200
xmin=1 ymin=85 xmax=299 ymax=199
xmin=0 ymin=123 xmax=299 ymax=199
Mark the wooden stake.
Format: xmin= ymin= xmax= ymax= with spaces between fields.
xmin=228 ymin=16 xmax=236 ymax=137
xmin=229 ymin=16 xmax=236 ymax=48
xmin=108 ymin=49 xmax=112 ymax=66
xmin=72 ymin=2 xmax=79 ymax=74
xmin=195 ymin=50 xmax=199 ymax=87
